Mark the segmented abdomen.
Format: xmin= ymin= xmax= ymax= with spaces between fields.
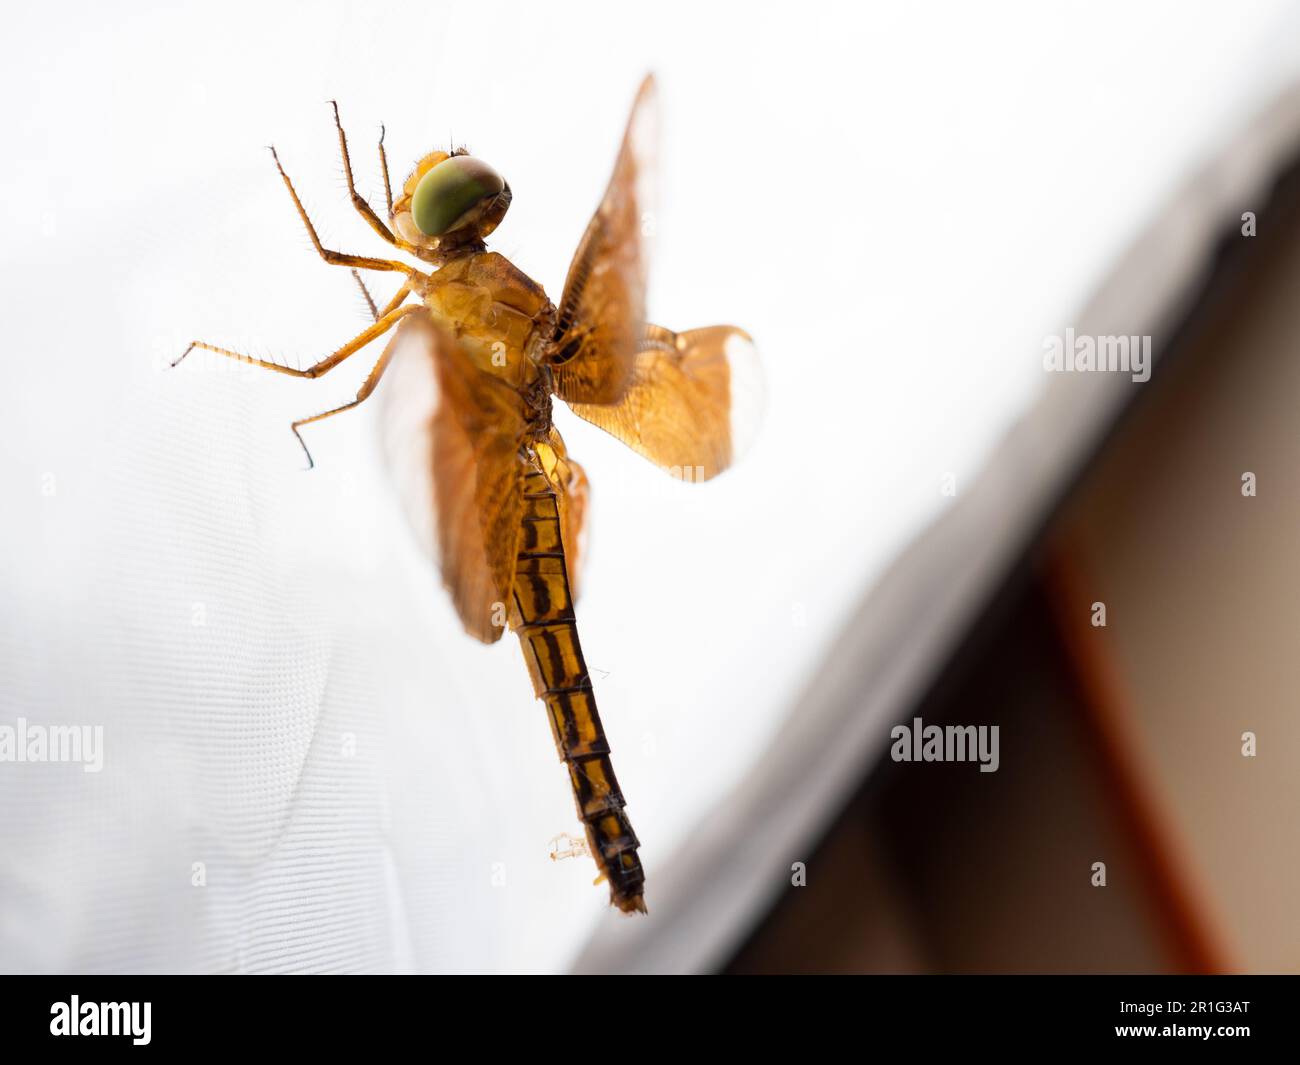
xmin=512 ymin=469 xmax=647 ymax=913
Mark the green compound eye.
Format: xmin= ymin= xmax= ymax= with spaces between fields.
xmin=410 ymin=155 xmax=505 ymax=236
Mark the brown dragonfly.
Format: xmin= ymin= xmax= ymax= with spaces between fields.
xmin=175 ymin=75 xmax=760 ymax=915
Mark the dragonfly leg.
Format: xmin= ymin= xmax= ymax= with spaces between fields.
xmin=351 ymin=269 xmax=379 ymax=320
xmin=289 ymin=319 xmax=409 ymax=468
xmin=330 ymin=102 xmax=412 ymax=252
xmin=377 ymin=124 xmax=394 ymax=216
xmin=172 ymin=304 xmax=422 ymax=377
xmin=350 ymin=270 xmax=410 ymax=324
xmin=269 ymin=145 xmax=415 ymax=277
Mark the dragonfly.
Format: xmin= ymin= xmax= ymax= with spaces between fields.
xmin=175 ymin=75 xmax=760 ymax=915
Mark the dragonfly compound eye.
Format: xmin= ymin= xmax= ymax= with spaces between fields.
xmin=411 ymin=155 xmax=506 ymax=236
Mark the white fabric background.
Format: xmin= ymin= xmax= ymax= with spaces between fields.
xmin=1 ymin=1 xmax=1296 ymax=972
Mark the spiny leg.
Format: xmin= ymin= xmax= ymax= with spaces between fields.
xmin=331 ymin=102 xmax=412 ymax=252
xmin=172 ymin=303 xmax=421 ymax=377
xmin=269 ymin=145 xmax=414 ymax=277
xmin=376 ymin=282 xmax=410 ymax=319
xmin=351 ymin=269 xmax=409 ymax=324
xmin=290 ymin=319 xmax=412 ymax=468
xmin=378 ymin=125 xmax=394 ymax=216
xmin=352 ymin=269 xmax=379 ymax=320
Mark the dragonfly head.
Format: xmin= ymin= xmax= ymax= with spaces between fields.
xmin=393 ymin=149 xmax=512 ymax=259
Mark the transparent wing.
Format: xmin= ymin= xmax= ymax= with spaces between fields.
xmin=548 ymin=74 xmax=658 ymax=405
xmin=564 ymin=324 xmax=762 ymax=481
xmin=380 ymin=316 xmax=529 ymax=643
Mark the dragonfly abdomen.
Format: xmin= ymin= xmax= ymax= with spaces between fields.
xmin=512 ymin=469 xmax=647 ymax=914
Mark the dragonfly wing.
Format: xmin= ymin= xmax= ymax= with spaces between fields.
xmin=380 ymin=316 xmax=528 ymax=643
xmin=564 ymin=323 xmax=762 ymax=481
xmin=550 ymin=74 xmax=762 ymax=479
xmin=559 ymin=451 xmax=589 ymax=599
xmin=549 ymin=74 xmax=658 ymax=405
